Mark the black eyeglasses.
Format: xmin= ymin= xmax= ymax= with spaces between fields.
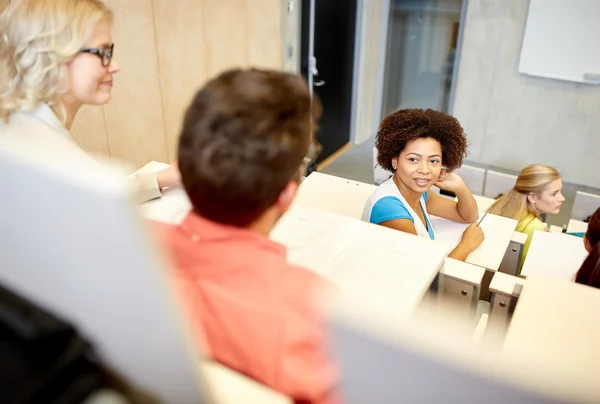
xmin=79 ymin=44 xmax=114 ymax=67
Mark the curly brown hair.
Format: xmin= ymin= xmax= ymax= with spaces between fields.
xmin=376 ymin=108 xmax=468 ymax=172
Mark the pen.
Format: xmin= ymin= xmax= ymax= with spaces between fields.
xmin=477 ymin=208 xmax=491 ymax=226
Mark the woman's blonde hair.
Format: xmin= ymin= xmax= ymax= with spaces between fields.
xmin=0 ymin=0 xmax=113 ymax=123
xmin=489 ymin=164 xmax=561 ymax=222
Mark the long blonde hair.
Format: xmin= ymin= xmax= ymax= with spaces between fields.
xmin=0 ymin=0 xmax=113 ymax=123
xmin=489 ymin=164 xmax=561 ymax=222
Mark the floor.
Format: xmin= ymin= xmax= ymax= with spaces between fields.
xmin=319 ymin=138 xmax=599 ymax=228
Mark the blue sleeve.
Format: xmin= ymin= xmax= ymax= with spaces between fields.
xmin=369 ymin=196 xmax=414 ymax=225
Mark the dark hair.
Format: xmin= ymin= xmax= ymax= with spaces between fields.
xmin=178 ymin=68 xmax=320 ymax=227
xmin=584 ymin=208 xmax=600 ymax=247
xmin=376 ymin=109 xmax=468 ymax=172
xmin=575 ymin=208 xmax=600 ymax=288
xmin=575 ymin=243 xmax=600 ymax=289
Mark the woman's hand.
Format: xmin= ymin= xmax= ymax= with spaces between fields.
xmin=157 ymin=161 xmax=181 ymax=190
xmin=459 ymin=222 xmax=485 ymax=251
xmin=433 ymin=170 xmax=466 ymax=193
xmin=448 ymin=222 xmax=485 ymax=261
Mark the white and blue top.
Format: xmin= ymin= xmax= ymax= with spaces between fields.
xmin=361 ymin=177 xmax=435 ymax=240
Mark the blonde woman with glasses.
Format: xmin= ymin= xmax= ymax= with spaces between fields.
xmin=0 ymin=0 xmax=180 ymax=203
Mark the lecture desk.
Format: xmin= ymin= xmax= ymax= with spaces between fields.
xmin=567 ymin=218 xmax=588 ymax=233
xmin=290 ymin=171 xmax=518 ymax=272
xmin=488 ymin=272 xmax=526 ymax=329
xmin=520 ymin=231 xmax=588 ymax=280
xmin=137 ymin=165 xmax=486 ymax=317
xmin=135 ymin=161 xmax=190 ymax=224
xmin=200 ymin=361 xmax=290 ymax=404
xmin=137 ymin=165 xmax=515 ymax=270
xmin=270 ymin=204 xmax=447 ymax=319
xmin=429 ymin=214 xmax=517 ymax=272
xmin=137 ymin=165 xmax=515 ymax=279
xmin=454 ymin=193 xmax=496 ymax=212
xmin=501 ymin=276 xmax=600 ymax=403
xmin=438 ymin=258 xmax=486 ymax=318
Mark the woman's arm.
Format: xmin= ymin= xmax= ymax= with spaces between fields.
xmin=130 ymin=162 xmax=181 ymax=204
xmin=426 ymin=172 xmax=478 ymax=223
xmin=379 ymin=218 xmax=419 ymax=236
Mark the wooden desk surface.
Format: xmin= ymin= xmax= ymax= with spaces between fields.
xmin=455 ymin=194 xmax=496 ymax=212
xmin=271 ymin=205 xmax=446 ymax=318
xmin=520 ymin=231 xmax=588 ymax=280
xmin=294 ymin=172 xmax=516 ymax=272
xmin=441 ymin=258 xmax=486 ymax=286
xmin=137 ymin=169 xmax=376 ymax=224
xmin=502 ymin=276 xmax=600 ymax=402
xmin=489 ymin=271 xmax=526 ymax=295
xmin=138 ymin=167 xmax=516 ymax=274
xmin=135 ymin=162 xmax=190 ymax=224
xmin=200 ymin=361 xmax=290 ymax=404
xmin=293 ymin=172 xmax=376 ymax=219
xmin=328 ymin=275 xmax=600 ymax=403
xmin=567 ymin=218 xmax=588 ymax=233
xmin=430 ymin=213 xmax=518 ymax=271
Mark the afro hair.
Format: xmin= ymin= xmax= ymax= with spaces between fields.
xmin=376 ymin=108 xmax=468 ymax=172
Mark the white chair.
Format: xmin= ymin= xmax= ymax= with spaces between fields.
xmin=483 ymin=170 xmax=517 ymax=199
xmin=373 ymin=147 xmax=392 ymax=185
xmin=454 ymin=164 xmax=486 ymax=196
xmin=571 ymin=191 xmax=600 ymax=221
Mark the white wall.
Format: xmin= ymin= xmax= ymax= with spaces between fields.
xmin=452 ymin=0 xmax=600 ymax=188
xmin=352 ymin=0 xmax=390 ymax=145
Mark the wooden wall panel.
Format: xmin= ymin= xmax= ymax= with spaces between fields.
xmin=101 ymin=0 xmax=168 ymax=168
xmin=70 ymin=105 xmax=110 ymax=157
xmin=64 ymin=1 xmax=283 ymax=168
xmin=152 ymin=0 xmax=208 ymax=161
xmin=246 ymin=0 xmax=282 ymax=69
xmin=204 ymin=0 xmax=248 ymax=79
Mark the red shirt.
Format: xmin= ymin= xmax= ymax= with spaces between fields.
xmin=155 ymin=213 xmax=339 ymax=404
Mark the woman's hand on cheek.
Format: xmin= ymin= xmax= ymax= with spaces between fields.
xmin=433 ymin=170 xmax=466 ymax=193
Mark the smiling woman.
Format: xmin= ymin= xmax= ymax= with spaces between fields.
xmin=0 ymin=0 xmax=180 ymax=203
xmin=362 ymin=108 xmax=483 ymax=262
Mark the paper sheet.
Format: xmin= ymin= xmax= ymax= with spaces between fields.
xmin=329 ymin=231 xmax=443 ymax=288
xmin=430 ymin=213 xmax=495 ymax=254
xmin=270 ymin=207 xmax=360 ymax=277
xmin=520 ymin=232 xmax=588 ymax=279
xmin=138 ymin=185 xmax=191 ymax=224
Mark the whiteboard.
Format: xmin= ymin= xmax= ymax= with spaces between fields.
xmin=518 ymin=0 xmax=600 ymax=85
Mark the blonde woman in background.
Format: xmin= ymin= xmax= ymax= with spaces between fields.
xmin=0 ymin=0 xmax=180 ymax=203
xmin=489 ymin=164 xmax=566 ymax=274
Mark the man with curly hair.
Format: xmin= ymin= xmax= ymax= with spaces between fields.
xmin=362 ymin=109 xmax=484 ymax=261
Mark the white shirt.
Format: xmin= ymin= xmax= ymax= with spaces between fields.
xmin=0 ymin=104 xmax=162 ymax=203
xmin=362 ymin=177 xmax=435 ymax=240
